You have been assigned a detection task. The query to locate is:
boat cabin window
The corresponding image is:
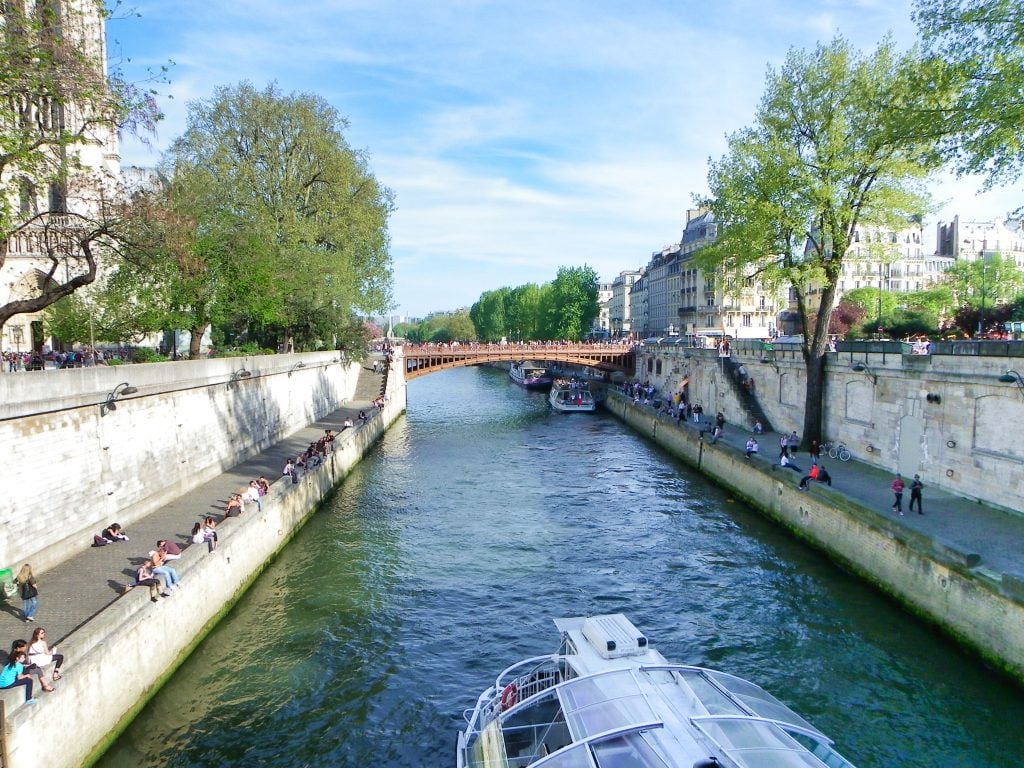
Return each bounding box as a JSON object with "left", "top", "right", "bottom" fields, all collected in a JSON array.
[
  {"left": 704, "top": 671, "right": 819, "bottom": 735},
  {"left": 692, "top": 718, "right": 821, "bottom": 768},
  {"left": 559, "top": 671, "right": 658, "bottom": 739}
]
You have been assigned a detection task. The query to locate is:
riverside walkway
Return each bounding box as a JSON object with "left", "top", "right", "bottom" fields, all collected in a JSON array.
[
  {"left": 0, "top": 364, "right": 387, "bottom": 650},
  {"left": 612, "top": 390, "right": 1024, "bottom": 586}
]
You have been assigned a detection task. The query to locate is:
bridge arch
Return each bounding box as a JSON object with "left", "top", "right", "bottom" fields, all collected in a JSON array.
[{"left": 399, "top": 344, "right": 635, "bottom": 380}]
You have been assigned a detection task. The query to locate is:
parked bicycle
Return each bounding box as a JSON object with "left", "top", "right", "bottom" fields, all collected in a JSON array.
[{"left": 821, "top": 441, "right": 852, "bottom": 461}]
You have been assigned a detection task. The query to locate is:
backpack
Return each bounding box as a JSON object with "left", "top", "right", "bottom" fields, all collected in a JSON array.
[{"left": 93, "top": 534, "right": 110, "bottom": 547}]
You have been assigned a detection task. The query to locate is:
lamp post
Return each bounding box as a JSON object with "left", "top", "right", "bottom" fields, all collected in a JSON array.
[
  {"left": 11, "top": 326, "right": 23, "bottom": 368},
  {"left": 977, "top": 260, "right": 988, "bottom": 337}
]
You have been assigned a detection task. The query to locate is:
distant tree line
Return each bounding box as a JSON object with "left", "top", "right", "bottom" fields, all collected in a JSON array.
[{"left": 469, "top": 266, "right": 600, "bottom": 342}]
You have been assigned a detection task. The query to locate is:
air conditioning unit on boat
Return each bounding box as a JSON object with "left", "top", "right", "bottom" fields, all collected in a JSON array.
[{"left": 582, "top": 614, "right": 648, "bottom": 659}]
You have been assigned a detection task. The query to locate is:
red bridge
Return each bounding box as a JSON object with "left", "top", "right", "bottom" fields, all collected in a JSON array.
[{"left": 400, "top": 343, "right": 635, "bottom": 380}]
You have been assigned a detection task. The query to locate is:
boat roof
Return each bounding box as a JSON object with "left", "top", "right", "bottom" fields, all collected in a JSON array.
[{"left": 461, "top": 615, "right": 852, "bottom": 768}]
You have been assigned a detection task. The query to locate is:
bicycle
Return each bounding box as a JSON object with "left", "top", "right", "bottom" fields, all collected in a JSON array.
[{"left": 822, "top": 441, "right": 852, "bottom": 462}]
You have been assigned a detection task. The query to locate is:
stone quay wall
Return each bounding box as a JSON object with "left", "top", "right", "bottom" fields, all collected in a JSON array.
[
  {"left": 604, "top": 392, "right": 1024, "bottom": 682},
  {"left": 636, "top": 341, "right": 1024, "bottom": 513},
  {"left": 1, "top": 363, "right": 408, "bottom": 768},
  {"left": 0, "top": 352, "right": 357, "bottom": 575}
]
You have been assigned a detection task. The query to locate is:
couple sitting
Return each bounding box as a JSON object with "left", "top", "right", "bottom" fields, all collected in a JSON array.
[{"left": 798, "top": 463, "right": 832, "bottom": 490}]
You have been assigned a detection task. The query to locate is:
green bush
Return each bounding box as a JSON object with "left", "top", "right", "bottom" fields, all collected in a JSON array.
[{"left": 133, "top": 348, "right": 168, "bottom": 363}]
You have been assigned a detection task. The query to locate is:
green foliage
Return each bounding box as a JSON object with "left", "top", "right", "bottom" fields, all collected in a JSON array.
[
  {"left": 702, "top": 36, "right": 948, "bottom": 441},
  {"left": 133, "top": 347, "right": 167, "bottom": 363},
  {"left": 43, "top": 294, "right": 92, "bottom": 345},
  {"left": 401, "top": 310, "right": 477, "bottom": 343},
  {"left": 470, "top": 289, "right": 509, "bottom": 342},
  {"left": 703, "top": 37, "right": 943, "bottom": 356},
  {"left": 471, "top": 269, "right": 598, "bottom": 342},
  {"left": 914, "top": 0, "right": 1024, "bottom": 192},
  {"left": 545, "top": 266, "right": 599, "bottom": 340},
  {"left": 112, "top": 82, "right": 395, "bottom": 357},
  {"left": 944, "top": 254, "right": 1024, "bottom": 308}
]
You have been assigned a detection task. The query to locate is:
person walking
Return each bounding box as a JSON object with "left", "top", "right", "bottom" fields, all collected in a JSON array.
[
  {"left": 891, "top": 474, "right": 905, "bottom": 516},
  {"left": 15, "top": 564, "right": 38, "bottom": 623},
  {"left": 909, "top": 474, "right": 924, "bottom": 515}
]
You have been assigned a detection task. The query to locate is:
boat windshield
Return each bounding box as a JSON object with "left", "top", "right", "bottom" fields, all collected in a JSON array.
[
  {"left": 692, "top": 717, "right": 824, "bottom": 768},
  {"left": 559, "top": 670, "right": 659, "bottom": 740}
]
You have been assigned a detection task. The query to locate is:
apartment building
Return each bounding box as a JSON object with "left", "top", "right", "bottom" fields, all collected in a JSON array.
[{"left": 637, "top": 209, "right": 782, "bottom": 340}]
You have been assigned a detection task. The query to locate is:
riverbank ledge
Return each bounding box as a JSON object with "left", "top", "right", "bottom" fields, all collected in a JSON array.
[
  {"left": 0, "top": 357, "right": 407, "bottom": 768},
  {"left": 604, "top": 390, "right": 1024, "bottom": 684}
]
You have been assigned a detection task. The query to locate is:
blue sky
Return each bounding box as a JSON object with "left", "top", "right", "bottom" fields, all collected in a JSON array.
[{"left": 111, "top": 0, "right": 1021, "bottom": 319}]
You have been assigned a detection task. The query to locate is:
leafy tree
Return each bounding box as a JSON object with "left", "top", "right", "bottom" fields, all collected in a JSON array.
[
  {"left": 913, "top": 0, "right": 1024, "bottom": 194},
  {"left": 544, "top": 265, "right": 599, "bottom": 340},
  {"left": 828, "top": 300, "right": 867, "bottom": 338},
  {"left": 162, "top": 82, "right": 394, "bottom": 354},
  {"left": 702, "top": 37, "right": 948, "bottom": 445},
  {"left": 0, "top": 1, "right": 161, "bottom": 337},
  {"left": 842, "top": 287, "right": 900, "bottom": 328},
  {"left": 470, "top": 289, "right": 509, "bottom": 342},
  {"left": 944, "top": 254, "right": 1024, "bottom": 310},
  {"left": 505, "top": 283, "right": 544, "bottom": 341}
]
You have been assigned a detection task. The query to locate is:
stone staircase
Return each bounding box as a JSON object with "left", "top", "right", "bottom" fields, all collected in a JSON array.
[{"left": 721, "top": 356, "right": 774, "bottom": 433}]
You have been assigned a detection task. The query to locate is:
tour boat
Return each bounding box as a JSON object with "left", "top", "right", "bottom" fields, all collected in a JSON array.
[
  {"left": 510, "top": 361, "right": 554, "bottom": 390},
  {"left": 548, "top": 381, "right": 596, "bottom": 413},
  {"left": 457, "top": 613, "right": 857, "bottom": 768}
]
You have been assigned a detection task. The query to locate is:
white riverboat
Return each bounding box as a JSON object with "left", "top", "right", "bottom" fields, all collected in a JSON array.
[
  {"left": 548, "top": 381, "right": 596, "bottom": 413},
  {"left": 457, "top": 613, "right": 857, "bottom": 768},
  {"left": 511, "top": 361, "right": 554, "bottom": 390}
]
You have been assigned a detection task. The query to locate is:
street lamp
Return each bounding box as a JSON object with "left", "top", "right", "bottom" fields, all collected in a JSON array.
[
  {"left": 977, "top": 260, "right": 988, "bottom": 337},
  {"left": 100, "top": 382, "right": 138, "bottom": 416},
  {"left": 998, "top": 370, "right": 1024, "bottom": 395},
  {"left": 852, "top": 361, "right": 878, "bottom": 385}
]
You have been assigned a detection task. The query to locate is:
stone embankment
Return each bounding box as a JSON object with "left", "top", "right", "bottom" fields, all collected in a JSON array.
[
  {"left": 604, "top": 390, "right": 1024, "bottom": 686},
  {"left": 0, "top": 355, "right": 407, "bottom": 768}
]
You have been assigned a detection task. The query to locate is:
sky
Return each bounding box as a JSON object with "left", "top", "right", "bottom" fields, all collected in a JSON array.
[{"left": 111, "top": 0, "right": 1022, "bottom": 319}]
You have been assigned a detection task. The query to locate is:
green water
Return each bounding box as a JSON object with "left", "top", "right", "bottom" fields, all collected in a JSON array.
[{"left": 96, "top": 366, "right": 1024, "bottom": 767}]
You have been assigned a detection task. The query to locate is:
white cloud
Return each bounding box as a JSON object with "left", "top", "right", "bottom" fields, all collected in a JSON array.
[{"left": 113, "top": 0, "right": 1022, "bottom": 317}]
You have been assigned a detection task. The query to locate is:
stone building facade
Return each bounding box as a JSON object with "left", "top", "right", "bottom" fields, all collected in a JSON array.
[{"left": 1, "top": 0, "right": 121, "bottom": 355}]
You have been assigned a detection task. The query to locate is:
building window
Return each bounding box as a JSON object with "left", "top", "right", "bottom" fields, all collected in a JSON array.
[
  {"left": 742, "top": 314, "right": 752, "bottom": 327},
  {"left": 48, "top": 182, "right": 67, "bottom": 213},
  {"left": 18, "top": 177, "right": 36, "bottom": 217}
]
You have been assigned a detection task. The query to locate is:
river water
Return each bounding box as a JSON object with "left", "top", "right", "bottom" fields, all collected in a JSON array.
[{"left": 96, "top": 366, "right": 1024, "bottom": 768}]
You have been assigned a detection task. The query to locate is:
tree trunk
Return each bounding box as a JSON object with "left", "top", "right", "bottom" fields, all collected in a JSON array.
[
  {"left": 188, "top": 322, "right": 208, "bottom": 359},
  {"left": 802, "top": 354, "right": 827, "bottom": 447}
]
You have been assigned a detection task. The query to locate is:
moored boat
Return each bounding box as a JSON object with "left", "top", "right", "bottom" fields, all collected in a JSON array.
[
  {"left": 457, "top": 613, "right": 857, "bottom": 768},
  {"left": 510, "top": 361, "right": 554, "bottom": 390},
  {"left": 548, "top": 380, "right": 596, "bottom": 413}
]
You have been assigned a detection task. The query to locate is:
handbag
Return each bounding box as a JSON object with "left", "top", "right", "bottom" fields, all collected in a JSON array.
[{"left": 20, "top": 581, "right": 38, "bottom": 600}]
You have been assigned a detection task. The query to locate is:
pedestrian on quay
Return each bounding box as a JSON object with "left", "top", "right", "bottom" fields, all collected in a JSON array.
[
  {"left": 780, "top": 454, "right": 803, "bottom": 473},
  {"left": 27, "top": 627, "right": 64, "bottom": 682},
  {"left": 745, "top": 437, "right": 759, "bottom": 459},
  {"left": 891, "top": 474, "right": 905, "bottom": 516},
  {"left": 816, "top": 465, "right": 832, "bottom": 486},
  {"left": 15, "top": 564, "right": 38, "bottom": 623},
  {"left": 779, "top": 434, "right": 789, "bottom": 459},
  {"left": 909, "top": 474, "right": 924, "bottom": 515},
  {"left": 809, "top": 440, "right": 821, "bottom": 465},
  {"left": 788, "top": 431, "right": 799, "bottom": 456},
  {"left": 798, "top": 463, "right": 819, "bottom": 490},
  {"left": 0, "top": 650, "right": 38, "bottom": 703}
]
